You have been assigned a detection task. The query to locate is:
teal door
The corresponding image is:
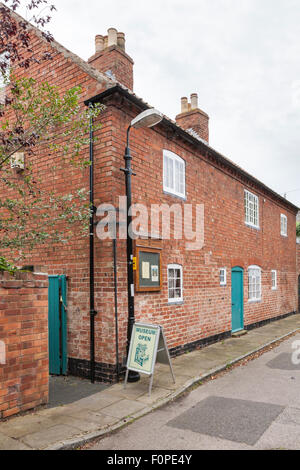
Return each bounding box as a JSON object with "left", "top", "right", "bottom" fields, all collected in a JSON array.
[
  {"left": 48, "top": 275, "right": 67, "bottom": 375},
  {"left": 231, "top": 267, "right": 244, "bottom": 333}
]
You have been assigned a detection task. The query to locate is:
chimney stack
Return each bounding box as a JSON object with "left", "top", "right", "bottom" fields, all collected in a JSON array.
[
  {"left": 88, "top": 28, "right": 134, "bottom": 90},
  {"left": 176, "top": 93, "right": 209, "bottom": 143}
]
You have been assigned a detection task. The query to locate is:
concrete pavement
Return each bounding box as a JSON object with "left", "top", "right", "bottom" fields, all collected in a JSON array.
[{"left": 0, "top": 314, "right": 300, "bottom": 450}]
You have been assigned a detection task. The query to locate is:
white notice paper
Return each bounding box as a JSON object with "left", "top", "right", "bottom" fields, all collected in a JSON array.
[
  {"left": 151, "top": 265, "right": 159, "bottom": 282},
  {"left": 142, "top": 262, "right": 150, "bottom": 279}
]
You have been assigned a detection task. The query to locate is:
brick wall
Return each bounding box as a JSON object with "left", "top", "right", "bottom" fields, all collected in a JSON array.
[{"left": 0, "top": 272, "right": 48, "bottom": 419}]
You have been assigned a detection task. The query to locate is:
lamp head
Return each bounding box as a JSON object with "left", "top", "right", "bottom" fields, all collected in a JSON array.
[{"left": 131, "top": 109, "right": 163, "bottom": 129}]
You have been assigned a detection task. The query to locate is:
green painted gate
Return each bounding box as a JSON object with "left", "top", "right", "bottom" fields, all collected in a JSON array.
[
  {"left": 231, "top": 267, "right": 244, "bottom": 333},
  {"left": 48, "top": 275, "right": 67, "bottom": 375}
]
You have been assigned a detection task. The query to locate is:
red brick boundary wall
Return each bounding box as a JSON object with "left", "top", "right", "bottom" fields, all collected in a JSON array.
[{"left": 0, "top": 272, "right": 48, "bottom": 419}]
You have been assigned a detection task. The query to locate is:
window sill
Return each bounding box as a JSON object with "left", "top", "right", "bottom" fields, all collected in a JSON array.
[
  {"left": 280, "top": 234, "right": 288, "bottom": 238},
  {"left": 163, "top": 190, "right": 186, "bottom": 201},
  {"left": 248, "top": 299, "right": 262, "bottom": 303},
  {"left": 168, "top": 300, "right": 184, "bottom": 306},
  {"left": 245, "top": 222, "right": 260, "bottom": 231}
]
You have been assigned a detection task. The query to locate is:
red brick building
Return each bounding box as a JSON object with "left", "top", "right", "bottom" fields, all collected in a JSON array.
[{"left": 1, "top": 12, "right": 299, "bottom": 383}]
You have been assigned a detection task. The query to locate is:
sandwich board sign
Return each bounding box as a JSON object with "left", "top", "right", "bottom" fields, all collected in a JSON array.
[{"left": 124, "top": 322, "right": 175, "bottom": 396}]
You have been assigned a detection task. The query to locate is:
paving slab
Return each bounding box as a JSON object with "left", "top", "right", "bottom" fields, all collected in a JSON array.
[
  {"left": 136, "top": 387, "right": 172, "bottom": 405},
  {"left": 0, "top": 414, "right": 55, "bottom": 439},
  {"left": 21, "top": 424, "right": 82, "bottom": 449},
  {"left": 67, "top": 392, "right": 121, "bottom": 411},
  {"left": 0, "top": 432, "right": 32, "bottom": 450},
  {"left": 101, "top": 399, "right": 146, "bottom": 419},
  {"left": 62, "top": 409, "right": 119, "bottom": 428}
]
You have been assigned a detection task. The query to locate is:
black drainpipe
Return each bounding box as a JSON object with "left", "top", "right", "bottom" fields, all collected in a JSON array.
[
  {"left": 89, "top": 104, "right": 97, "bottom": 383},
  {"left": 113, "top": 238, "right": 120, "bottom": 381}
]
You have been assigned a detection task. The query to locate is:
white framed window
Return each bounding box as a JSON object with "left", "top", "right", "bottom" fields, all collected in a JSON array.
[
  {"left": 248, "top": 265, "right": 261, "bottom": 301},
  {"left": 167, "top": 264, "right": 183, "bottom": 303},
  {"left": 280, "top": 214, "right": 287, "bottom": 237},
  {"left": 271, "top": 270, "right": 277, "bottom": 290},
  {"left": 220, "top": 268, "right": 227, "bottom": 286},
  {"left": 163, "top": 150, "right": 185, "bottom": 198},
  {"left": 244, "top": 189, "right": 259, "bottom": 228},
  {"left": 0, "top": 51, "right": 10, "bottom": 88}
]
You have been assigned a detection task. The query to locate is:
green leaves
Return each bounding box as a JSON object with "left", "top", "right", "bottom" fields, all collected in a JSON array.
[
  {"left": 0, "top": 75, "right": 103, "bottom": 263},
  {"left": 0, "top": 256, "right": 20, "bottom": 274},
  {"left": 0, "top": 75, "right": 103, "bottom": 169},
  {"left": 297, "top": 222, "right": 300, "bottom": 237}
]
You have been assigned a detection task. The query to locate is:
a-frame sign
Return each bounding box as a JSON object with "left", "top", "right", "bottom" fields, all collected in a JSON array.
[{"left": 124, "top": 323, "right": 175, "bottom": 396}]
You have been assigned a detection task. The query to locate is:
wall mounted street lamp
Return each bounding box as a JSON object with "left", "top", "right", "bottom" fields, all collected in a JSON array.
[{"left": 121, "top": 108, "right": 163, "bottom": 382}]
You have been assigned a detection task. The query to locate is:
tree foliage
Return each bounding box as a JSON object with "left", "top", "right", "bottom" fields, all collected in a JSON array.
[
  {"left": 0, "top": 0, "right": 55, "bottom": 74},
  {"left": 297, "top": 222, "right": 300, "bottom": 238},
  {"left": 0, "top": 1, "right": 103, "bottom": 269}
]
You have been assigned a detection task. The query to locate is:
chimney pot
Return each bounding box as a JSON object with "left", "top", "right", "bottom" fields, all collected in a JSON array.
[
  {"left": 117, "top": 32, "right": 126, "bottom": 51},
  {"left": 181, "top": 97, "right": 188, "bottom": 113},
  {"left": 95, "top": 35, "right": 104, "bottom": 53},
  {"left": 191, "top": 93, "right": 198, "bottom": 110},
  {"left": 108, "top": 28, "right": 118, "bottom": 47}
]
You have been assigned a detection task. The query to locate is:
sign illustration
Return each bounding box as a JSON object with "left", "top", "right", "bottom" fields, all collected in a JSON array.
[{"left": 134, "top": 343, "right": 150, "bottom": 367}]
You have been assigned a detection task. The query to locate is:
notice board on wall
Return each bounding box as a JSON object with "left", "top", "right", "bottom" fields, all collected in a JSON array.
[{"left": 135, "top": 246, "right": 162, "bottom": 292}]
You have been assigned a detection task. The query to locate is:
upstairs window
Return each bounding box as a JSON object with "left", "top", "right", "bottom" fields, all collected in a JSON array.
[
  {"left": 163, "top": 150, "right": 185, "bottom": 198},
  {"left": 244, "top": 189, "right": 259, "bottom": 228},
  {"left": 280, "top": 214, "right": 287, "bottom": 237},
  {"left": 248, "top": 265, "right": 261, "bottom": 301},
  {"left": 168, "top": 264, "right": 183, "bottom": 303},
  {"left": 271, "top": 270, "right": 277, "bottom": 290}
]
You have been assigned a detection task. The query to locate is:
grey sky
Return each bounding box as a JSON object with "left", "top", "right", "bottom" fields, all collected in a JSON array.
[{"left": 28, "top": 0, "right": 300, "bottom": 207}]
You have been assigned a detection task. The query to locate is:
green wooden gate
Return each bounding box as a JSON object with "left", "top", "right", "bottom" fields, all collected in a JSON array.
[{"left": 48, "top": 275, "right": 67, "bottom": 375}]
